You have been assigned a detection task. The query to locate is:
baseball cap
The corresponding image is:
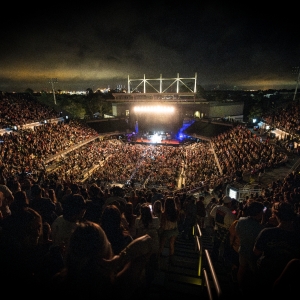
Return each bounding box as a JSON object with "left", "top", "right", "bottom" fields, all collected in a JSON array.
[{"left": 222, "top": 196, "right": 232, "bottom": 204}]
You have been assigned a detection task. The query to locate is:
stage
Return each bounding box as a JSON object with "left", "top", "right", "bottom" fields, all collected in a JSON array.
[{"left": 134, "top": 138, "right": 180, "bottom": 146}]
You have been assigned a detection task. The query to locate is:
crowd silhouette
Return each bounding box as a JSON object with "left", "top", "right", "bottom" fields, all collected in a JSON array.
[{"left": 0, "top": 92, "right": 300, "bottom": 298}]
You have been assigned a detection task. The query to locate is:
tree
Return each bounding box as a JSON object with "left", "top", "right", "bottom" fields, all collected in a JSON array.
[
  {"left": 196, "top": 85, "right": 206, "bottom": 99},
  {"left": 85, "top": 91, "right": 105, "bottom": 118},
  {"left": 86, "top": 88, "right": 93, "bottom": 96},
  {"left": 179, "top": 81, "right": 194, "bottom": 93},
  {"left": 25, "top": 88, "right": 34, "bottom": 95}
]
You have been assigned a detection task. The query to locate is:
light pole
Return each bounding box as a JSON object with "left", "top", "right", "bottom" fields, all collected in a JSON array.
[
  {"left": 292, "top": 67, "right": 300, "bottom": 101},
  {"left": 49, "top": 78, "right": 58, "bottom": 105}
]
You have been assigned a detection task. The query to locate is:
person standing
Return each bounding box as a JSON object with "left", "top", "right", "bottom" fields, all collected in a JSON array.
[
  {"left": 135, "top": 203, "right": 160, "bottom": 284},
  {"left": 158, "top": 197, "right": 180, "bottom": 265},
  {"left": 196, "top": 195, "right": 207, "bottom": 229},
  {"left": 182, "top": 195, "right": 197, "bottom": 240},
  {"left": 29, "top": 184, "right": 57, "bottom": 225},
  {"left": 210, "top": 195, "right": 236, "bottom": 263},
  {"left": 0, "top": 184, "right": 14, "bottom": 221},
  {"left": 124, "top": 201, "right": 137, "bottom": 239},
  {"left": 235, "top": 201, "right": 265, "bottom": 297},
  {"left": 50, "top": 221, "right": 154, "bottom": 299},
  {"left": 253, "top": 202, "right": 300, "bottom": 297},
  {"left": 101, "top": 204, "right": 133, "bottom": 256}
]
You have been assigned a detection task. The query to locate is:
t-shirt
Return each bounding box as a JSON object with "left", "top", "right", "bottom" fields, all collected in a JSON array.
[
  {"left": 210, "top": 204, "right": 236, "bottom": 229},
  {"left": 51, "top": 215, "right": 79, "bottom": 247},
  {"left": 235, "top": 216, "right": 264, "bottom": 263}
]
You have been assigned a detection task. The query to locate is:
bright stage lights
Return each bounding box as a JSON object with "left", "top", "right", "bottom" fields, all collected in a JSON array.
[
  {"left": 133, "top": 106, "right": 175, "bottom": 113},
  {"left": 151, "top": 133, "right": 162, "bottom": 143}
]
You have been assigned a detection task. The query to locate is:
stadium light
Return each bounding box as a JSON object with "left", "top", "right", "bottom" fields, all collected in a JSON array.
[
  {"left": 292, "top": 67, "right": 300, "bottom": 101},
  {"left": 49, "top": 78, "right": 58, "bottom": 105}
]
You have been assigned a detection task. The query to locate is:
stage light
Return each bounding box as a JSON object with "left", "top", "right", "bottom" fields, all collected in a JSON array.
[
  {"left": 151, "top": 133, "right": 162, "bottom": 143},
  {"left": 133, "top": 105, "right": 175, "bottom": 113}
]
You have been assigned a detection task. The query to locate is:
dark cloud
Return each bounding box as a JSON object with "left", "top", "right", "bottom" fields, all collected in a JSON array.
[{"left": 1, "top": 2, "right": 299, "bottom": 92}]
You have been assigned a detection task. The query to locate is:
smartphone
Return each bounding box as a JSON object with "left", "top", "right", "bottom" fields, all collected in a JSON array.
[
  {"left": 149, "top": 204, "right": 153, "bottom": 212},
  {"left": 263, "top": 206, "right": 267, "bottom": 213}
]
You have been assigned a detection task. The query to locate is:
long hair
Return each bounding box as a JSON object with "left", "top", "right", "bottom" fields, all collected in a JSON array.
[
  {"left": 66, "top": 221, "right": 112, "bottom": 268},
  {"left": 140, "top": 204, "right": 153, "bottom": 228},
  {"left": 163, "top": 197, "right": 179, "bottom": 222},
  {"left": 101, "top": 205, "right": 122, "bottom": 234},
  {"left": 48, "top": 188, "right": 58, "bottom": 203},
  {"left": 62, "top": 221, "right": 113, "bottom": 294},
  {"left": 124, "top": 202, "right": 136, "bottom": 227},
  {"left": 153, "top": 200, "right": 162, "bottom": 217}
]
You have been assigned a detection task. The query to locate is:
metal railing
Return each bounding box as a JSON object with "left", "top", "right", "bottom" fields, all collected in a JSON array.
[{"left": 194, "top": 224, "right": 222, "bottom": 300}]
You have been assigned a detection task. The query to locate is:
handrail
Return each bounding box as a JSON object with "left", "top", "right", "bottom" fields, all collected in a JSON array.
[
  {"left": 194, "top": 224, "right": 203, "bottom": 278},
  {"left": 204, "top": 249, "right": 222, "bottom": 299},
  {"left": 195, "top": 235, "right": 202, "bottom": 277},
  {"left": 194, "top": 224, "right": 222, "bottom": 299},
  {"left": 202, "top": 268, "right": 213, "bottom": 300}
]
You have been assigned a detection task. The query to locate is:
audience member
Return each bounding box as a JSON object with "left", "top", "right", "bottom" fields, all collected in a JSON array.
[
  {"left": 2, "top": 92, "right": 300, "bottom": 297},
  {"left": 124, "top": 201, "right": 137, "bottom": 239},
  {"left": 235, "top": 200, "right": 265, "bottom": 298},
  {"left": 9, "top": 190, "right": 29, "bottom": 213},
  {"left": 182, "top": 195, "right": 197, "bottom": 240},
  {"left": 0, "top": 207, "right": 44, "bottom": 291},
  {"left": 271, "top": 258, "right": 300, "bottom": 298},
  {"left": 101, "top": 204, "right": 133, "bottom": 255},
  {"left": 84, "top": 183, "right": 105, "bottom": 224},
  {"left": 253, "top": 201, "right": 300, "bottom": 297},
  {"left": 48, "top": 188, "right": 63, "bottom": 216},
  {"left": 210, "top": 195, "right": 236, "bottom": 263},
  {"left": 196, "top": 195, "right": 207, "bottom": 229},
  {"left": 0, "top": 184, "right": 14, "bottom": 221},
  {"left": 51, "top": 193, "right": 87, "bottom": 250},
  {"left": 158, "top": 197, "right": 180, "bottom": 265},
  {"left": 135, "top": 203, "right": 160, "bottom": 283},
  {"left": 49, "top": 221, "right": 153, "bottom": 299},
  {"left": 29, "top": 184, "right": 57, "bottom": 225}
]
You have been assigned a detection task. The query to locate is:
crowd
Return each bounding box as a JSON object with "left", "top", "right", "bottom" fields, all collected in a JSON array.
[
  {"left": 0, "top": 93, "right": 60, "bottom": 128},
  {"left": 0, "top": 92, "right": 300, "bottom": 298},
  {"left": 262, "top": 101, "right": 300, "bottom": 138}
]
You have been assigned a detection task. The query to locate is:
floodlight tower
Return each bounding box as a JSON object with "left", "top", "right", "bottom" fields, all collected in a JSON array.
[{"left": 49, "top": 78, "right": 58, "bottom": 105}]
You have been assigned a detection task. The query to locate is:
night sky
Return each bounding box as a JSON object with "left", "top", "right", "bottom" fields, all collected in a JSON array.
[{"left": 1, "top": 2, "right": 299, "bottom": 92}]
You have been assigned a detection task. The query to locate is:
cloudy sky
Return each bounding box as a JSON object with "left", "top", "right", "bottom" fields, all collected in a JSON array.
[{"left": 1, "top": 2, "right": 299, "bottom": 92}]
